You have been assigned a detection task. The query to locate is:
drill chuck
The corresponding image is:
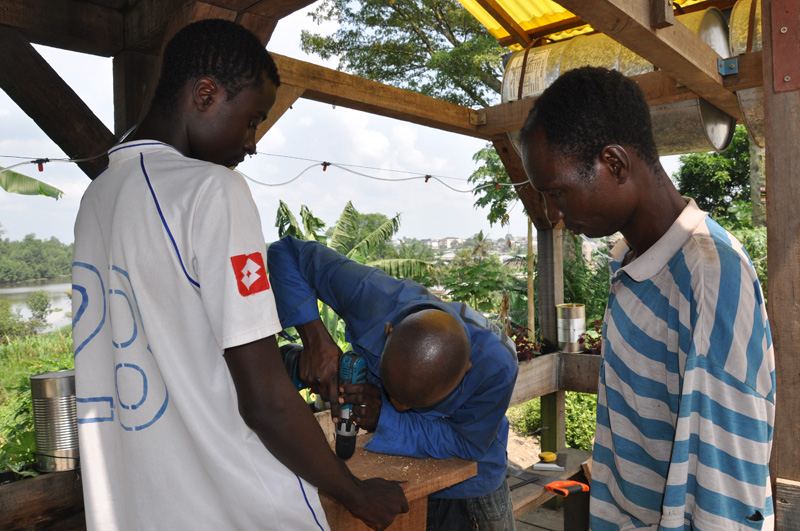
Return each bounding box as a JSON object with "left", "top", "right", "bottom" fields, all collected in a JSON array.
[{"left": 335, "top": 351, "right": 367, "bottom": 460}]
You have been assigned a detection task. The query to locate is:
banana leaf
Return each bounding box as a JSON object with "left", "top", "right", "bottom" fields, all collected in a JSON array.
[{"left": 0, "top": 168, "right": 63, "bottom": 199}]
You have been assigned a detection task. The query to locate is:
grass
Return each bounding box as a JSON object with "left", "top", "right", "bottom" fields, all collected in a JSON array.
[{"left": 0, "top": 328, "right": 74, "bottom": 476}]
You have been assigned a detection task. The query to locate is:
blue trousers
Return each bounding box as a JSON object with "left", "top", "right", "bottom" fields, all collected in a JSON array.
[{"left": 426, "top": 479, "right": 516, "bottom": 531}]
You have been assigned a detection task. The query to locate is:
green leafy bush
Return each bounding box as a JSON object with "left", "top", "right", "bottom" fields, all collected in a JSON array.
[
  {"left": 508, "top": 391, "right": 598, "bottom": 452},
  {"left": 0, "top": 331, "right": 73, "bottom": 476}
]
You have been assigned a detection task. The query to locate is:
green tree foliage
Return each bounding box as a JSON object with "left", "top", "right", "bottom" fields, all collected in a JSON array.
[
  {"left": 562, "top": 235, "right": 610, "bottom": 323},
  {"left": 673, "top": 125, "right": 751, "bottom": 224},
  {"left": 24, "top": 290, "right": 52, "bottom": 335},
  {"left": 468, "top": 145, "right": 515, "bottom": 226},
  {"left": 0, "top": 301, "right": 27, "bottom": 342},
  {"left": 0, "top": 233, "right": 73, "bottom": 283},
  {"left": 673, "top": 125, "right": 767, "bottom": 298},
  {"left": 300, "top": 0, "right": 504, "bottom": 107},
  {"left": 441, "top": 254, "right": 507, "bottom": 311}
]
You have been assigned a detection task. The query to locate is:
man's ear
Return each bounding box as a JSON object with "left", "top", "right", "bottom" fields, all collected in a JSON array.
[
  {"left": 384, "top": 322, "right": 393, "bottom": 338},
  {"left": 600, "top": 145, "right": 630, "bottom": 184},
  {"left": 192, "top": 77, "right": 219, "bottom": 112}
]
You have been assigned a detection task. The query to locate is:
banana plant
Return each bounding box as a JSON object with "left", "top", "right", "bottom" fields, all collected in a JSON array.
[{"left": 273, "top": 200, "right": 432, "bottom": 343}]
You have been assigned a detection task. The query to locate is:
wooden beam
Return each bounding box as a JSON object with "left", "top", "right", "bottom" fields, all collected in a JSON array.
[
  {"left": 256, "top": 84, "right": 306, "bottom": 142},
  {"left": 113, "top": 50, "right": 159, "bottom": 136},
  {"left": 272, "top": 54, "right": 487, "bottom": 139},
  {"left": 124, "top": 0, "right": 236, "bottom": 54},
  {"left": 776, "top": 478, "right": 800, "bottom": 528},
  {"left": 474, "top": 0, "right": 532, "bottom": 47},
  {"left": 555, "top": 0, "right": 742, "bottom": 120},
  {"left": 0, "top": 469, "right": 84, "bottom": 530},
  {"left": 477, "top": 52, "right": 764, "bottom": 136},
  {"left": 244, "top": 0, "right": 319, "bottom": 19},
  {"left": 490, "top": 135, "right": 552, "bottom": 231},
  {"left": 649, "top": 0, "right": 675, "bottom": 29},
  {"left": 0, "top": 0, "right": 124, "bottom": 57},
  {"left": 0, "top": 26, "right": 115, "bottom": 178},
  {"left": 0, "top": 0, "right": 124, "bottom": 56},
  {"left": 763, "top": 0, "right": 800, "bottom": 487}
]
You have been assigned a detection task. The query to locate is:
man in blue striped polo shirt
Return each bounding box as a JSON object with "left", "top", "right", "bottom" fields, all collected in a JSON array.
[{"left": 519, "top": 66, "right": 775, "bottom": 530}]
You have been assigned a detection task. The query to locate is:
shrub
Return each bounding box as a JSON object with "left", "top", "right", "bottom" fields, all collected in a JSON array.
[
  {"left": 508, "top": 391, "right": 597, "bottom": 452},
  {"left": 0, "top": 331, "right": 74, "bottom": 476}
]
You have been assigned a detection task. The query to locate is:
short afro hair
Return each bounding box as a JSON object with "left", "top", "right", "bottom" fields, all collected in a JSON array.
[
  {"left": 520, "top": 66, "right": 659, "bottom": 177},
  {"left": 150, "top": 19, "right": 280, "bottom": 114}
]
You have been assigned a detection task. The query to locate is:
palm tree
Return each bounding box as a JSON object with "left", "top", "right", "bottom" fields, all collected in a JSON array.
[{"left": 471, "top": 230, "right": 490, "bottom": 261}]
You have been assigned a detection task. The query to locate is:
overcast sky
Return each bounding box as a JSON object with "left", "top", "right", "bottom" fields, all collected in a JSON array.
[{"left": 0, "top": 7, "right": 681, "bottom": 246}]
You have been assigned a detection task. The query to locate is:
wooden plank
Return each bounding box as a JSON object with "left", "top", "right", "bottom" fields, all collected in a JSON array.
[
  {"left": 477, "top": 52, "right": 764, "bottom": 137},
  {"left": 763, "top": 0, "right": 800, "bottom": 486},
  {"left": 509, "top": 448, "right": 590, "bottom": 520},
  {"left": 776, "top": 478, "right": 800, "bottom": 528},
  {"left": 319, "top": 434, "right": 477, "bottom": 531},
  {"left": 555, "top": 0, "right": 741, "bottom": 120},
  {"left": 0, "top": 469, "right": 85, "bottom": 530},
  {"left": 474, "top": 0, "right": 532, "bottom": 47},
  {"left": 0, "top": 26, "right": 115, "bottom": 179},
  {"left": 509, "top": 353, "right": 559, "bottom": 407},
  {"left": 560, "top": 353, "right": 601, "bottom": 394},
  {"left": 272, "top": 54, "right": 487, "bottom": 139},
  {"left": 0, "top": 0, "right": 124, "bottom": 56}
]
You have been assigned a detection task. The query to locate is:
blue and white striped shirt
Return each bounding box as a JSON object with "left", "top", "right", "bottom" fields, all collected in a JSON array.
[{"left": 591, "top": 199, "right": 775, "bottom": 531}]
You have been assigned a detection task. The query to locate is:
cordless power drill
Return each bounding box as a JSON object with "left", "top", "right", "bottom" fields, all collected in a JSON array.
[{"left": 279, "top": 344, "right": 367, "bottom": 460}]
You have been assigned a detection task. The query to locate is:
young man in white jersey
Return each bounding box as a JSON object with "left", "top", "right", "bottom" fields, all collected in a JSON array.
[
  {"left": 519, "top": 67, "right": 775, "bottom": 530},
  {"left": 72, "top": 19, "right": 407, "bottom": 531}
]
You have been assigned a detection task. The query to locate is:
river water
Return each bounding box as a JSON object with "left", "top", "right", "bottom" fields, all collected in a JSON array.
[{"left": 0, "top": 278, "right": 73, "bottom": 332}]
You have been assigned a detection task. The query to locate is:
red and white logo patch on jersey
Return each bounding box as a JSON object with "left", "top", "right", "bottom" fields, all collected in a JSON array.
[{"left": 230, "top": 253, "right": 270, "bottom": 296}]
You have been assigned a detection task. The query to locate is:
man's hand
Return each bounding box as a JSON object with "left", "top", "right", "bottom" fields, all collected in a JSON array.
[
  {"left": 340, "top": 382, "right": 382, "bottom": 432},
  {"left": 346, "top": 478, "right": 409, "bottom": 530},
  {"left": 296, "top": 319, "right": 341, "bottom": 413}
]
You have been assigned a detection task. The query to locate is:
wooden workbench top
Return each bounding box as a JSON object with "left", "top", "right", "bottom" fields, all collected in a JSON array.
[{"left": 319, "top": 433, "right": 477, "bottom": 530}]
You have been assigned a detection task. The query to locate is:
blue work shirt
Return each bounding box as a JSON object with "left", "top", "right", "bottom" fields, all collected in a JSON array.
[{"left": 267, "top": 236, "right": 519, "bottom": 499}]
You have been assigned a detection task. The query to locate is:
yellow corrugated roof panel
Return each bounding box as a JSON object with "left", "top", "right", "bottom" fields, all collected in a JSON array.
[{"left": 458, "top": 0, "right": 713, "bottom": 48}]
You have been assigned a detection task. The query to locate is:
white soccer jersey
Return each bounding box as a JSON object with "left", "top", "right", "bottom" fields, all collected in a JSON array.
[{"left": 72, "top": 141, "right": 329, "bottom": 531}]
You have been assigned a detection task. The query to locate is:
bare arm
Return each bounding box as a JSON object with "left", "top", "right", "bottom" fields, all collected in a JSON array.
[{"left": 224, "top": 335, "right": 408, "bottom": 530}]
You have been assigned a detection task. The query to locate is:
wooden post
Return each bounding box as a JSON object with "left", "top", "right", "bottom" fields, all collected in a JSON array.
[
  {"left": 538, "top": 227, "right": 566, "bottom": 452},
  {"left": 762, "top": 0, "right": 800, "bottom": 525},
  {"left": 527, "top": 215, "right": 535, "bottom": 340}
]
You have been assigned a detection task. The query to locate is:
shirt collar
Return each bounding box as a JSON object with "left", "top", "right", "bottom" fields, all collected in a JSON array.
[
  {"left": 108, "top": 140, "right": 179, "bottom": 162},
  {"left": 612, "top": 197, "right": 707, "bottom": 282}
]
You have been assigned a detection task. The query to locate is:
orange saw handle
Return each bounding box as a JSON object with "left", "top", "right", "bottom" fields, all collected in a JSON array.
[{"left": 545, "top": 480, "right": 589, "bottom": 497}]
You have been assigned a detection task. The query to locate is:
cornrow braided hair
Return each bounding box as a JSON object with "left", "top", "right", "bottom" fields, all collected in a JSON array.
[
  {"left": 521, "top": 66, "right": 660, "bottom": 178},
  {"left": 151, "top": 19, "right": 280, "bottom": 114}
]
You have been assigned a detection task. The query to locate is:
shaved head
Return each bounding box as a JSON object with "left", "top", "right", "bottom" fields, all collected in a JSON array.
[{"left": 380, "top": 309, "right": 471, "bottom": 409}]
